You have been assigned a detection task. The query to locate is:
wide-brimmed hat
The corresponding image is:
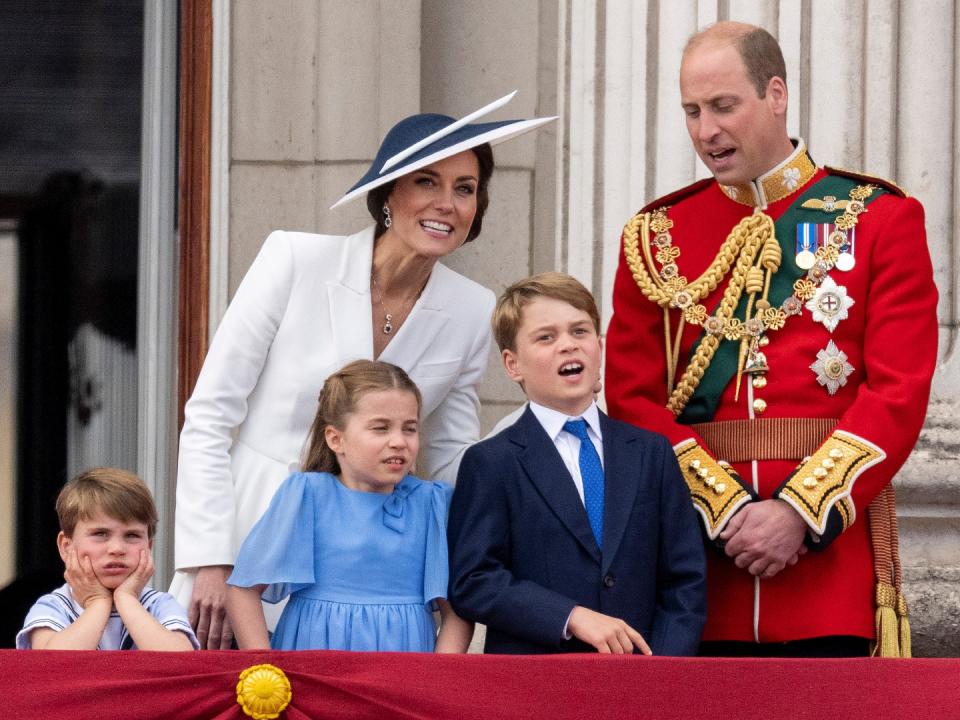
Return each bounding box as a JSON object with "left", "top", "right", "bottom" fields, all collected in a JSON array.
[{"left": 330, "top": 91, "right": 556, "bottom": 209}]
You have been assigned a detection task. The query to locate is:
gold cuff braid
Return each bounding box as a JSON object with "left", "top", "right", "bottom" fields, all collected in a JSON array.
[
  {"left": 777, "top": 430, "right": 886, "bottom": 536},
  {"left": 674, "top": 440, "right": 753, "bottom": 539}
]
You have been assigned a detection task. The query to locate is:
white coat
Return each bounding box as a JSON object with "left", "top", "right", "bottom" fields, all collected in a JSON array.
[{"left": 169, "top": 226, "right": 494, "bottom": 614}]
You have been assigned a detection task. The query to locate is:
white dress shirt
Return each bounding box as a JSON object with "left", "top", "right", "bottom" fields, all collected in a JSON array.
[{"left": 528, "top": 400, "right": 604, "bottom": 505}]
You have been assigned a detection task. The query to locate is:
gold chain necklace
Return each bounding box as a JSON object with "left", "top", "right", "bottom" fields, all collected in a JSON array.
[{"left": 371, "top": 273, "right": 424, "bottom": 335}]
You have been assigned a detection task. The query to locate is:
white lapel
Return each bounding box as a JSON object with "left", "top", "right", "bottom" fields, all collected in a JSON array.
[
  {"left": 379, "top": 261, "right": 452, "bottom": 369},
  {"left": 326, "top": 227, "right": 375, "bottom": 367},
  {"left": 325, "top": 228, "right": 453, "bottom": 372}
]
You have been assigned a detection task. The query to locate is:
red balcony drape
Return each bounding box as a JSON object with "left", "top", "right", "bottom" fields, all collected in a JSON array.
[{"left": 5, "top": 649, "right": 958, "bottom": 720}]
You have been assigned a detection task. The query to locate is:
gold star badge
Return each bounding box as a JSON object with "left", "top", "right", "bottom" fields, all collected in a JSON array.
[{"left": 810, "top": 340, "right": 854, "bottom": 394}]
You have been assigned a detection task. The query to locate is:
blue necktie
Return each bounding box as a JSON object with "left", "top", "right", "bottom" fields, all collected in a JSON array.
[{"left": 563, "top": 418, "right": 604, "bottom": 549}]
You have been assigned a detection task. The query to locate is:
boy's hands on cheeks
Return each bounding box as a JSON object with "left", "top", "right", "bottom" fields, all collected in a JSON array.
[
  {"left": 112, "top": 547, "right": 194, "bottom": 651},
  {"left": 64, "top": 548, "right": 112, "bottom": 609},
  {"left": 115, "top": 549, "right": 154, "bottom": 600},
  {"left": 36, "top": 548, "right": 113, "bottom": 649},
  {"left": 568, "top": 606, "right": 652, "bottom": 655}
]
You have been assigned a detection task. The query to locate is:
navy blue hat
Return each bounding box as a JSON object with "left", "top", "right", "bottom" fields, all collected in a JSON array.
[{"left": 331, "top": 92, "right": 555, "bottom": 209}]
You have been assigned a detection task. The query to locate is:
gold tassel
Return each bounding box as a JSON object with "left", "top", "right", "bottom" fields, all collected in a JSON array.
[
  {"left": 897, "top": 592, "right": 912, "bottom": 658},
  {"left": 868, "top": 486, "right": 911, "bottom": 659},
  {"left": 873, "top": 582, "right": 900, "bottom": 658}
]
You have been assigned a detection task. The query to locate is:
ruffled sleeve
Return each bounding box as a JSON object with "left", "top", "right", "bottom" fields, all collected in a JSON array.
[
  {"left": 422, "top": 480, "right": 454, "bottom": 608},
  {"left": 227, "top": 472, "right": 318, "bottom": 603}
]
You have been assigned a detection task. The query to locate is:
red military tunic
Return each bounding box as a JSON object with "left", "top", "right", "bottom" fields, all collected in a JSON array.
[{"left": 605, "top": 142, "right": 938, "bottom": 643}]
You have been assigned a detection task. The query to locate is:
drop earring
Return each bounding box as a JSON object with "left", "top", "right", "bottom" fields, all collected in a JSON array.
[{"left": 382, "top": 204, "right": 392, "bottom": 228}]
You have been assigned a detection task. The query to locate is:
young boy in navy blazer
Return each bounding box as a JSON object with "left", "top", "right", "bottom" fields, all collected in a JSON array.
[{"left": 447, "top": 272, "right": 706, "bottom": 655}]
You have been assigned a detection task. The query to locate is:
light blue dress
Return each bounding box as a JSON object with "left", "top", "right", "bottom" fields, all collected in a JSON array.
[{"left": 227, "top": 472, "right": 452, "bottom": 652}]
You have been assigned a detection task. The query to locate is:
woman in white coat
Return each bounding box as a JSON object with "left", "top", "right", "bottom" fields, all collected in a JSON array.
[{"left": 171, "top": 94, "right": 554, "bottom": 648}]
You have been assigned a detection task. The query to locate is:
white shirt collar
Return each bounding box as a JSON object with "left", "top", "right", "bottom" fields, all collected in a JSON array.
[{"left": 528, "top": 400, "right": 602, "bottom": 441}]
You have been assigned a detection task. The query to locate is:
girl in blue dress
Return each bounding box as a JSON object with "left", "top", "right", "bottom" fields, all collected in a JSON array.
[{"left": 226, "top": 360, "right": 473, "bottom": 652}]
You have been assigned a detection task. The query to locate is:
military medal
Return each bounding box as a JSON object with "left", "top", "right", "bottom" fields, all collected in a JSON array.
[
  {"left": 806, "top": 275, "right": 855, "bottom": 332},
  {"left": 810, "top": 340, "right": 854, "bottom": 395},
  {"left": 835, "top": 252, "right": 855, "bottom": 271},
  {"left": 835, "top": 228, "right": 856, "bottom": 271},
  {"left": 795, "top": 223, "right": 817, "bottom": 269},
  {"left": 799, "top": 189, "right": 864, "bottom": 272},
  {"left": 797, "top": 222, "right": 858, "bottom": 272}
]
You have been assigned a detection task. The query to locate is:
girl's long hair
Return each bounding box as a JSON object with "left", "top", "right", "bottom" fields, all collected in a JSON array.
[{"left": 301, "top": 360, "right": 422, "bottom": 474}]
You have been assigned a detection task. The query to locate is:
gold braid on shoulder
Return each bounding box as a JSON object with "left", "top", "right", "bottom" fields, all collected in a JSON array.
[
  {"left": 622, "top": 210, "right": 747, "bottom": 306},
  {"left": 622, "top": 209, "right": 775, "bottom": 416}
]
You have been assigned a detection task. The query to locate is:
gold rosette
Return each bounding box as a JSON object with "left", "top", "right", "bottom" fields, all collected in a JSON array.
[{"left": 236, "top": 664, "right": 292, "bottom": 720}]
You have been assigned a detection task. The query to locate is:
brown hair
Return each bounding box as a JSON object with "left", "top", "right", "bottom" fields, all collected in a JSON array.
[
  {"left": 366, "top": 143, "right": 495, "bottom": 243},
  {"left": 56, "top": 467, "right": 158, "bottom": 538},
  {"left": 492, "top": 272, "right": 601, "bottom": 352},
  {"left": 684, "top": 21, "right": 786, "bottom": 98},
  {"left": 301, "top": 360, "right": 423, "bottom": 474}
]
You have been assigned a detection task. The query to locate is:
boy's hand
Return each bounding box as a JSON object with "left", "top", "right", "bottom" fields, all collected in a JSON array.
[
  {"left": 115, "top": 549, "right": 155, "bottom": 600},
  {"left": 64, "top": 548, "right": 112, "bottom": 609},
  {"left": 567, "top": 606, "right": 652, "bottom": 655}
]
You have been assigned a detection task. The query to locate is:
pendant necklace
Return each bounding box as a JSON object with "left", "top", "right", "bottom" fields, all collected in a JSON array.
[{"left": 371, "top": 272, "right": 424, "bottom": 335}]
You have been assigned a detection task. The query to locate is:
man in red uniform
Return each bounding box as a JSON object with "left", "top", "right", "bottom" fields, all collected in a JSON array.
[{"left": 605, "top": 21, "right": 938, "bottom": 656}]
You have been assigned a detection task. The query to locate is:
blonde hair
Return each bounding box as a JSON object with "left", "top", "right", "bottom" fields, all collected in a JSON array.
[
  {"left": 492, "top": 272, "right": 601, "bottom": 352},
  {"left": 56, "top": 467, "right": 158, "bottom": 538},
  {"left": 301, "top": 360, "right": 423, "bottom": 474}
]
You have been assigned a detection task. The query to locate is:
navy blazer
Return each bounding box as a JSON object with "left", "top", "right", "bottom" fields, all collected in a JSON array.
[{"left": 447, "top": 406, "right": 706, "bottom": 655}]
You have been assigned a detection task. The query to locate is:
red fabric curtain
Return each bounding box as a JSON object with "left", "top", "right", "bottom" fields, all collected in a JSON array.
[{"left": 5, "top": 649, "right": 958, "bottom": 720}]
